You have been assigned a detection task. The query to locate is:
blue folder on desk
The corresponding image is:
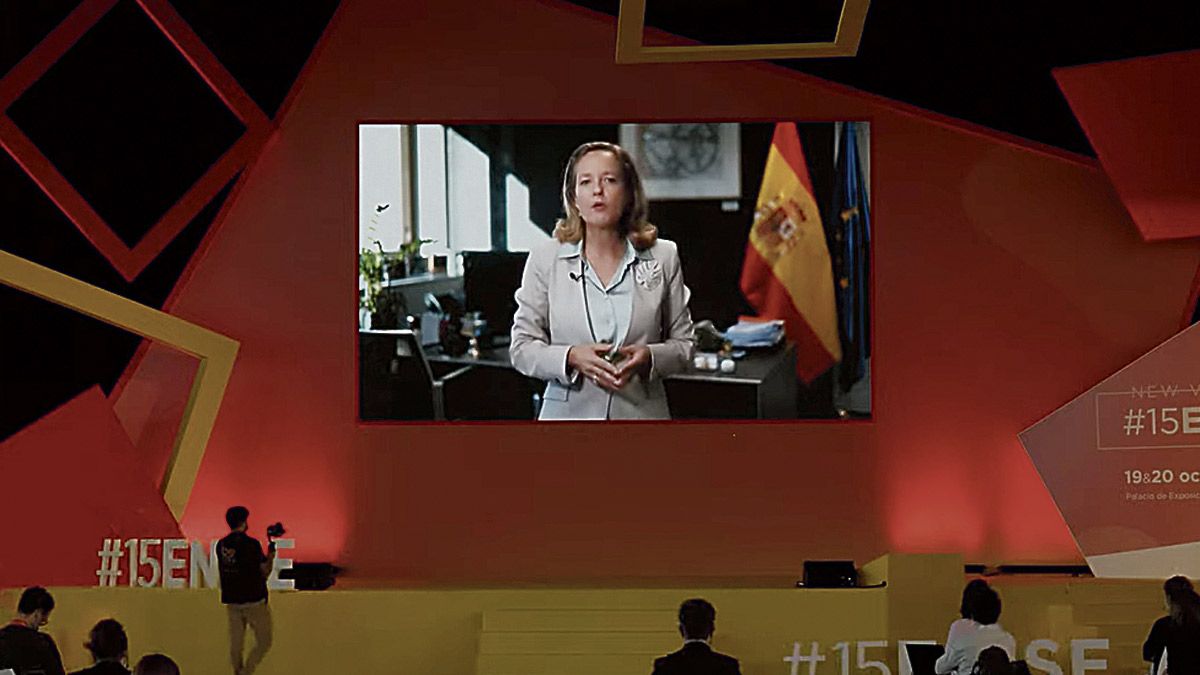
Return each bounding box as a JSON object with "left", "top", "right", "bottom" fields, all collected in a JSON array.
[{"left": 724, "top": 319, "right": 785, "bottom": 348}]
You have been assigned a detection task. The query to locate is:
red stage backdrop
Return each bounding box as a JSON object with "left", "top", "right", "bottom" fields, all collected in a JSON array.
[
  {"left": 91, "top": 0, "right": 1200, "bottom": 584},
  {"left": 1054, "top": 50, "right": 1200, "bottom": 242},
  {"left": 0, "top": 387, "right": 181, "bottom": 587}
]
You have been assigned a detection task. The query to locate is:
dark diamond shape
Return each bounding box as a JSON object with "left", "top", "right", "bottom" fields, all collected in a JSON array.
[
  {"left": 0, "top": 146, "right": 237, "bottom": 442},
  {"left": 0, "top": 147, "right": 140, "bottom": 441},
  {"left": 170, "top": 0, "right": 341, "bottom": 118},
  {"left": 0, "top": 137, "right": 130, "bottom": 302},
  {"left": 0, "top": 1, "right": 83, "bottom": 79},
  {"left": 8, "top": 0, "right": 245, "bottom": 248}
]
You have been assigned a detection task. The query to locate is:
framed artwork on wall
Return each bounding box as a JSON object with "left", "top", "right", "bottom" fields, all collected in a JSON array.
[{"left": 619, "top": 123, "right": 741, "bottom": 200}]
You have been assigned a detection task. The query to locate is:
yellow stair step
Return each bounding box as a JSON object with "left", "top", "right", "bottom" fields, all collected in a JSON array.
[
  {"left": 1068, "top": 581, "right": 1162, "bottom": 604},
  {"left": 477, "top": 653, "right": 659, "bottom": 675},
  {"left": 482, "top": 609, "right": 675, "bottom": 633},
  {"left": 479, "top": 630, "right": 678, "bottom": 655},
  {"left": 1095, "top": 624, "right": 1156, "bottom": 644},
  {"left": 1072, "top": 603, "right": 1162, "bottom": 625}
]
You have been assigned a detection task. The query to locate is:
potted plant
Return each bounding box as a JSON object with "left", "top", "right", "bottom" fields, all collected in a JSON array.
[
  {"left": 388, "top": 237, "right": 436, "bottom": 279},
  {"left": 358, "top": 240, "right": 385, "bottom": 329}
]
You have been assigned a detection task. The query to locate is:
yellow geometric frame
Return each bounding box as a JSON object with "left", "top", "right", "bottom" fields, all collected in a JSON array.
[
  {"left": 0, "top": 249, "right": 238, "bottom": 521},
  {"left": 615, "top": 0, "right": 871, "bottom": 63}
]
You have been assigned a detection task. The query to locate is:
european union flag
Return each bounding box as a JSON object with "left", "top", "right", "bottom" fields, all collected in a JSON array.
[{"left": 830, "top": 122, "right": 870, "bottom": 390}]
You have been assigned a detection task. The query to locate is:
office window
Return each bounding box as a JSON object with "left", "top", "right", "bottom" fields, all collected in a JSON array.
[
  {"left": 446, "top": 128, "right": 492, "bottom": 253},
  {"left": 505, "top": 173, "right": 551, "bottom": 252},
  {"left": 358, "top": 124, "right": 410, "bottom": 251},
  {"left": 413, "top": 124, "right": 450, "bottom": 260}
]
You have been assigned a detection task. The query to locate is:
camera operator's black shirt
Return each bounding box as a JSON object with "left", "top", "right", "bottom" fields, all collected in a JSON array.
[
  {"left": 0, "top": 621, "right": 66, "bottom": 675},
  {"left": 218, "top": 531, "right": 268, "bottom": 604}
]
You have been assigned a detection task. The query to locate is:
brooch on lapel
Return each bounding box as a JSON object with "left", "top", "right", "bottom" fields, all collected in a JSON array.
[{"left": 634, "top": 259, "right": 663, "bottom": 290}]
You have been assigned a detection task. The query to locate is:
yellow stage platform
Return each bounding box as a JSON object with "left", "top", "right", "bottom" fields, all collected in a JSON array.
[{"left": 0, "top": 555, "right": 1166, "bottom": 675}]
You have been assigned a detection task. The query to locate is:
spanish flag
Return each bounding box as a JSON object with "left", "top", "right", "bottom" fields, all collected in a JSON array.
[{"left": 740, "top": 122, "right": 841, "bottom": 382}]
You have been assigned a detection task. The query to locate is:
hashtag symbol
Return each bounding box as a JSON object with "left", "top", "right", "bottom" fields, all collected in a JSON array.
[
  {"left": 95, "top": 538, "right": 123, "bottom": 587},
  {"left": 1123, "top": 408, "right": 1146, "bottom": 436}
]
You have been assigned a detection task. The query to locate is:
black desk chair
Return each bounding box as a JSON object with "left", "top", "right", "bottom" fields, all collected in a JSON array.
[{"left": 360, "top": 329, "right": 473, "bottom": 421}]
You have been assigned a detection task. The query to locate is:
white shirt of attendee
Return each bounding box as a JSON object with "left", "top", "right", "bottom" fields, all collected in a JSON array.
[{"left": 934, "top": 619, "right": 1016, "bottom": 675}]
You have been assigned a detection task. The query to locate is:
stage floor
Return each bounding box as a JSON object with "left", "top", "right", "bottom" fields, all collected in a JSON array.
[{"left": 0, "top": 555, "right": 1165, "bottom": 675}]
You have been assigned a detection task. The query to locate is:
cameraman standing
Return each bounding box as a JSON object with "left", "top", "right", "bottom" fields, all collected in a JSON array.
[{"left": 218, "top": 506, "right": 276, "bottom": 675}]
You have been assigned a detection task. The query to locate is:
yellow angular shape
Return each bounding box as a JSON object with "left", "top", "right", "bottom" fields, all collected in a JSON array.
[
  {"left": 0, "top": 249, "right": 238, "bottom": 520},
  {"left": 616, "top": 0, "right": 871, "bottom": 64}
]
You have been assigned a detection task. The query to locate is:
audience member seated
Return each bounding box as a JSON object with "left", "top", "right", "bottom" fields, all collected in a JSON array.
[
  {"left": 0, "top": 587, "right": 66, "bottom": 675},
  {"left": 935, "top": 583, "right": 1015, "bottom": 675},
  {"left": 70, "top": 619, "right": 129, "bottom": 675},
  {"left": 970, "top": 646, "right": 1012, "bottom": 675},
  {"left": 943, "top": 580, "right": 989, "bottom": 657},
  {"left": 1143, "top": 575, "right": 1200, "bottom": 675},
  {"left": 131, "top": 654, "right": 178, "bottom": 675},
  {"left": 652, "top": 598, "right": 740, "bottom": 675}
]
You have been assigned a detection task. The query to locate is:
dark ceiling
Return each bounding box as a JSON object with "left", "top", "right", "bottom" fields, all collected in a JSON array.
[{"left": 569, "top": 0, "right": 1200, "bottom": 156}]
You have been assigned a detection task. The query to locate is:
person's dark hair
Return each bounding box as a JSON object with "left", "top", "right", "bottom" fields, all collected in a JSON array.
[
  {"left": 960, "top": 579, "right": 990, "bottom": 620},
  {"left": 678, "top": 598, "right": 716, "bottom": 640},
  {"left": 972, "top": 646, "right": 1012, "bottom": 675},
  {"left": 1165, "top": 575, "right": 1200, "bottom": 625},
  {"left": 1167, "top": 588, "right": 1200, "bottom": 626},
  {"left": 134, "top": 653, "right": 180, "bottom": 675},
  {"left": 17, "top": 587, "right": 54, "bottom": 615},
  {"left": 86, "top": 618, "right": 128, "bottom": 660},
  {"left": 973, "top": 586, "right": 1002, "bottom": 626},
  {"left": 225, "top": 506, "right": 250, "bottom": 530},
  {"left": 1165, "top": 575, "right": 1194, "bottom": 599}
]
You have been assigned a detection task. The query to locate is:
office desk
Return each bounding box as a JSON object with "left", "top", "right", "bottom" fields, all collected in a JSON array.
[
  {"left": 425, "top": 344, "right": 515, "bottom": 370},
  {"left": 359, "top": 331, "right": 537, "bottom": 421},
  {"left": 665, "top": 343, "right": 797, "bottom": 419},
  {"left": 362, "top": 327, "right": 798, "bottom": 421},
  {"left": 424, "top": 343, "right": 540, "bottom": 419},
  {"left": 424, "top": 341, "right": 797, "bottom": 420}
]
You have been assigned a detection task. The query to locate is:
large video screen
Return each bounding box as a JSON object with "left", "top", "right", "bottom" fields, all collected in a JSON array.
[{"left": 357, "top": 122, "right": 870, "bottom": 422}]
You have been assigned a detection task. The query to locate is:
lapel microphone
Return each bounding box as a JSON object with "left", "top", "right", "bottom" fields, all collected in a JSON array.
[{"left": 571, "top": 257, "right": 640, "bottom": 282}]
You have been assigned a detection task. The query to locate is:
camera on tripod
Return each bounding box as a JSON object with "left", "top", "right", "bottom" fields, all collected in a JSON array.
[{"left": 266, "top": 522, "right": 286, "bottom": 539}]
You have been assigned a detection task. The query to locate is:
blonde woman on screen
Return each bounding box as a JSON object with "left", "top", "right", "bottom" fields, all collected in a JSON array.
[{"left": 510, "top": 141, "right": 694, "bottom": 420}]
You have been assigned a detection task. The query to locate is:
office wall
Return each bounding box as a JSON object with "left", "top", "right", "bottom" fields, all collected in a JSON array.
[{"left": 108, "top": 0, "right": 1200, "bottom": 582}]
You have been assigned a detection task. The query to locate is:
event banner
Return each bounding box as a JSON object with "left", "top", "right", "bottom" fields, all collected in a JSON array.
[{"left": 1020, "top": 323, "right": 1200, "bottom": 578}]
